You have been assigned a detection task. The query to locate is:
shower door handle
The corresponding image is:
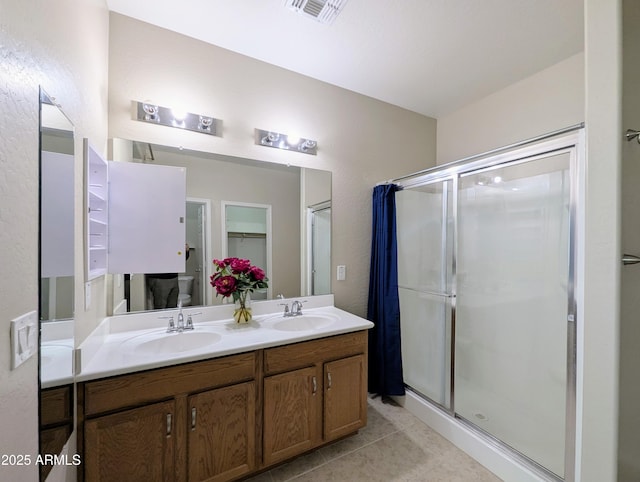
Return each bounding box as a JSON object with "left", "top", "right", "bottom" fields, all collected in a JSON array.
[{"left": 622, "top": 254, "right": 640, "bottom": 265}]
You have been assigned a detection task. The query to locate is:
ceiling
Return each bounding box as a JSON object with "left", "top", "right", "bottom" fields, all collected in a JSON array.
[{"left": 105, "top": 0, "right": 584, "bottom": 119}]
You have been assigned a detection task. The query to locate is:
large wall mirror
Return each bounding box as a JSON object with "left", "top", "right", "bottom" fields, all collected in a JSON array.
[
  {"left": 39, "top": 88, "right": 75, "bottom": 479},
  {"left": 109, "top": 139, "right": 332, "bottom": 315}
]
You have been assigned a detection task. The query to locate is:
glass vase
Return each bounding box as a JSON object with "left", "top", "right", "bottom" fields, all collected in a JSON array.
[{"left": 233, "top": 291, "right": 252, "bottom": 323}]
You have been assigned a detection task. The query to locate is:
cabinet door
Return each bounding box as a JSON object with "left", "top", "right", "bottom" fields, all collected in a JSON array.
[
  {"left": 324, "top": 354, "right": 367, "bottom": 441},
  {"left": 84, "top": 400, "right": 176, "bottom": 482},
  {"left": 263, "top": 366, "right": 319, "bottom": 466},
  {"left": 108, "top": 161, "right": 186, "bottom": 274},
  {"left": 188, "top": 382, "right": 256, "bottom": 482}
]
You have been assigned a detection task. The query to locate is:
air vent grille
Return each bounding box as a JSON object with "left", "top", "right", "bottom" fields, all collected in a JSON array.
[
  {"left": 284, "top": 0, "right": 349, "bottom": 24},
  {"left": 304, "top": 0, "right": 325, "bottom": 18}
]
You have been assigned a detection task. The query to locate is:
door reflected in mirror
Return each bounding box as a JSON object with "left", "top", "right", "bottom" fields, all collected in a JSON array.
[
  {"left": 39, "top": 87, "right": 76, "bottom": 479},
  {"left": 223, "top": 202, "right": 272, "bottom": 301},
  {"left": 109, "top": 139, "right": 331, "bottom": 315}
]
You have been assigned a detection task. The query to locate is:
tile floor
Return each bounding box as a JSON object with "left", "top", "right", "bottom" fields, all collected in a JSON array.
[{"left": 246, "top": 395, "right": 502, "bottom": 481}]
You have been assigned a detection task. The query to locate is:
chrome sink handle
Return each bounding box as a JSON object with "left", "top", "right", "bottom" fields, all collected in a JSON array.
[
  {"left": 290, "top": 300, "right": 306, "bottom": 316},
  {"left": 279, "top": 303, "right": 291, "bottom": 317},
  {"left": 160, "top": 315, "right": 176, "bottom": 333},
  {"left": 185, "top": 312, "right": 202, "bottom": 331}
]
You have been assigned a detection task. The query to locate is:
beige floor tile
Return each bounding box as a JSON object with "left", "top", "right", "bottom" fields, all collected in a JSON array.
[
  {"left": 269, "top": 449, "right": 328, "bottom": 482},
  {"left": 318, "top": 402, "right": 400, "bottom": 460},
  {"left": 292, "top": 431, "right": 437, "bottom": 481},
  {"left": 247, "top": 397, "right": 502, "bottom": 482},
  {"left": 244, "top": 470, "right": 273, "bottom": 482},
  {"left": 367, "top": 395, "right": 424, "bottom": 431}
]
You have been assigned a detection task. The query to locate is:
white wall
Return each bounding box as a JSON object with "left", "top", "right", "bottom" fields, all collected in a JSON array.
[
  {"left": 437, "top": 53, "right": 585, "bottom": 164},
  {"left": 106, "top": 13, "right": 438, "bottom": 330},
  {"left": 582, "top": 1, "right": 622, "bottom": 480},
  {"left": 0, "top": 0, "right": 109, "bottom": 481}
]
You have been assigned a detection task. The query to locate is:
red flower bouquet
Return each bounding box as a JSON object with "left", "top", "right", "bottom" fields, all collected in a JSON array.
[{"left": 210, "top": 257, "right": 268, "bottom": 322}]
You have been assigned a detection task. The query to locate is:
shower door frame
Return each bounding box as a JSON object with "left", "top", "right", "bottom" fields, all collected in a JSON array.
[
  {"left": 396, "top": 127, "right": 583, "bottom": 481},
  {"left": 396, "top": 175, "right": 456, "bottom": 410},
  {"left": 307, "top": 200, "right": 332, "bottom": 296}
]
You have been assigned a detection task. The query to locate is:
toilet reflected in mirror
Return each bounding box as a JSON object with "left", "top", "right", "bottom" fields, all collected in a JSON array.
[{"left": 178, "top": 275, "right": 194, "bottom": 306}]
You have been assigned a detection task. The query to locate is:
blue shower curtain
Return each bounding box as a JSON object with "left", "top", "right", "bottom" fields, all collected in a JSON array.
[{"left": 367, "top": 184, "right": 405, "bottom": 397}]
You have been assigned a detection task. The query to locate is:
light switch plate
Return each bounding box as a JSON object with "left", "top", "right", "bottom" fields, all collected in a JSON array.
[
  {"left": 337, "top": 265, "right": 346, "bottom": 281},
  {"left": 10, "top": 311, "right": 38, "bottom": 370}
]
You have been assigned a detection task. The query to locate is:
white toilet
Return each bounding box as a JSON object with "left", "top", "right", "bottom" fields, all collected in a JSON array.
[{"left": 178, "top": 275, "right": 194, "bottom": 306}]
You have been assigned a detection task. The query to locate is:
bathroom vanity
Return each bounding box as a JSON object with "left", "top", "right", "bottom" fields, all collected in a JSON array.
[
  {"left": 75, "top": 297, "right": 372, "bottom": 481},
  {"left": 39, "top": 320, "right": 75, "bottom": 479}
]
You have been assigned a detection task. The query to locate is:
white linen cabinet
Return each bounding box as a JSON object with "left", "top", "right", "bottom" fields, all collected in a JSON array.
[{"left": 84, "top": 139, "right": 187, "bottom": 280}]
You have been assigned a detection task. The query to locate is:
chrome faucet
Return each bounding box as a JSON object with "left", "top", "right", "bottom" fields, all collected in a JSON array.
[
  {"left": 279, "top": 299, "right": 306, "bottom": 317},
  {"left": 176, "top": 300, "right": 185, "bottom": 332},
  {"left": 162, "top": 300, "right": 198, "bottom": 333}
]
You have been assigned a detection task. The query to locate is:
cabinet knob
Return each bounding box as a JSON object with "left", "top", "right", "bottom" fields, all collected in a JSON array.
[
  {"left": 191, "top": 407, "right": 197, "bottom": 430},
  {"left": 312, "top": 376, "right": 317, "bottom": 394},
  {"left": 166, "top": 413, "right": 172, "bottom": 436},
  {"left": 327, "top": 372, "right": 332, "bottom": 389}
]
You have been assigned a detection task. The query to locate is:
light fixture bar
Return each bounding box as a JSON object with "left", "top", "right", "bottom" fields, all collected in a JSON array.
[
  {"left": 134, "top": 101, "right": 221, "bottom": 137},
  {"left": 255, "top": 128, "right": 317, "bottom": 155}
]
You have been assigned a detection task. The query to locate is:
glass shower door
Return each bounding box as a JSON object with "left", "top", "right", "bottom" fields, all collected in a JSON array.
[
  {"left": 455, "top": 153, "right": 571, "bottom": 478},
  {"left": 311, "top": 206, "right": 331, "bottom": 295},
  {"left": 396, "top": 179, "right": 453, "bottom": 408}
]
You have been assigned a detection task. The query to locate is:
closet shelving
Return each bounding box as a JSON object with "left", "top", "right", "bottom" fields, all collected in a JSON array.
[{"left": 84, "top": 139, "right": 108, "bottom": 280}]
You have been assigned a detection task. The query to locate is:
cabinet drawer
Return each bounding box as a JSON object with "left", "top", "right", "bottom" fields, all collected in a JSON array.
[
  {"left": 41, "top": 385, "right": 73, "bottom": 426},
  {"left": 264, "top": 331, "right": 367, "bottom": 375},
  {"left": 83, "top": 352, "right": 256, "bottom": 416}
]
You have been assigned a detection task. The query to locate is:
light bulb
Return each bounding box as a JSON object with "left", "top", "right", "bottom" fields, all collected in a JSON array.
[{"left": 172, "top": 109, "right": 187, "bottom": 122}]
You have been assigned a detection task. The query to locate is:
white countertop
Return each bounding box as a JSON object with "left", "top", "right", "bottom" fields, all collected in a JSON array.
[
  {"left": 40, "top": 320, "right": 74, "bottom": 389},
  {"left": 77, "top": 295, "right": 373, "bottom": 382},
  {"left": 41, "top": 340, "right": 74, "bottom": 389}
]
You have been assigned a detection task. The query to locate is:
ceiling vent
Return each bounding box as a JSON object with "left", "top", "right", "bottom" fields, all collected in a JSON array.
[{"left": 284, "top": 0, "right": 349, "bottom": 24}]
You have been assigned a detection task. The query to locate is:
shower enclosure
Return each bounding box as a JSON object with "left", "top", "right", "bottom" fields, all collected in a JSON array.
[{"left": 395, "top": 128, "right": 582, "bottom": 481}]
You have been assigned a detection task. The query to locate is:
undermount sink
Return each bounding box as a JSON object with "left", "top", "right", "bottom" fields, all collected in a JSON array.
[
  {"left": 269, "top": 314, "right": 338, "bottom": 332},
  {"left": 123, "top": 329, "right": 222, "bottom": 356}
]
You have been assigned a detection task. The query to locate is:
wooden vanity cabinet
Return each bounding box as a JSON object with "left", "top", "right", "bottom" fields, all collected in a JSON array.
[
  {"left": 263, "top": 366, "right": 320, "bottom": 466},
  {"left": 79, "top": 330, "right": 368, "bottom": 481},
  {"left": 40, "top": 384, "right": 74, "bottom": 480},
  {"left": 84, "top": 400, "right": 176, "bottom": 481},
  {"left": 262, "top": 331, "right": 368, "bottom": 467},
  {"left": 323, "top": 354, "right": 367, "bottom": 441},
  {"left": 79, "top": 352, "right": 257, "bottom": 482},
  {"left": 187, "top": 381, "right": 256, "bottom": 482}
]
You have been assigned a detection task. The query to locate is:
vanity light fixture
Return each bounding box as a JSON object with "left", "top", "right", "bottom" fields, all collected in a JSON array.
[
  {"left": 134, "top": 101, "right": 221, "bottom": 137},
  {"left": 255, "top": 128, "right": 318, "bottom": 155}
]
